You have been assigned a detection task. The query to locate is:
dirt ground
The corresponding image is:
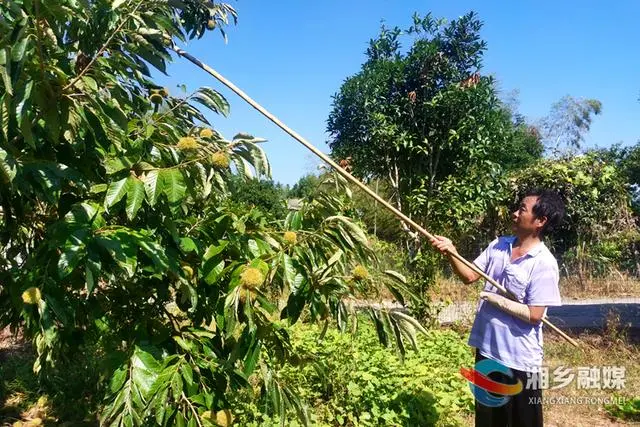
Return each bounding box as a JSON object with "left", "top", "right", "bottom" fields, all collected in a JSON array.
[{"left": 454, "top": 329, "right": 640, "bottom": 426}]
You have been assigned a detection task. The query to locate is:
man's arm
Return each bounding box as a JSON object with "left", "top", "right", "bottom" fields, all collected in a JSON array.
[
  {"left": 429, "top": 235, "right": 480, "bottom": 284},
  {"left": 479, "top": 292, "right": 547, "bottom": 325}
]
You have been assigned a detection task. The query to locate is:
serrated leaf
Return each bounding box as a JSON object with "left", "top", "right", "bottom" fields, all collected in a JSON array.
[
  {"left": 90, "top": 183, "right": 108, "bottom": 194},
  {"left": 154, "top": 387, "right": 169, "bottom": 425},
  {"left": 192, "top": 87, "right": 229, "bottom": 116},
  {"left": 243, "top": 340, "right": 260, "bottom": 375},
  {"left": 0, "top": 147, "right": 17, "bottom": 183},
  {"left": 104, "top": 176, "right": 130, "bottom": 208},
  {"left": 0, "top": 63, "right": 12, "bottom": 95},
  {"left": 125, "top": 176, "right": 145, "bottom": 220},
  {"left": 111, "top": 366, "right": 128, "bottom": 393},
  {"left": 135, "top": 234, "right": 169, "bottom": 271},
  {"left": 131, "top": 347, "right": 159, "bottom": 396},
  {"left": 203, "top": 260, "right": 224, "bottom": 285},
  {"left": 203, "top": 242, "right": 228, "bottom": 260},
  {"left": 281, "top": 254, "right": 296, "bottom": 288},
  {"left": 326, "top": 250, "right": 343, "bottom": 268},
  {"left": 180, "top": 364, "right": 193, "bottom": 388},
  {"left": 390, "top": 310, "right": 429, "bottom": 336},
  {"left": 175, "top": 411, "right": 186, "bottom": 427},
  {"left": 161, "top": 169, "right": 186, "bottom": 205},
  {"left": 143, "top": 170, "right": 162, "bottom": 206},
  {"left": 58, "top": 229, "right": 88, "bottom": 278},
  {"left": 11, "top": 35, "right": 29, "bottom": 62},
  {"left": 171, "top": 370, "right": 183, "bottom": 401},
  {"left": 173, "top": 336, "right": 191, "bottom": 352}
]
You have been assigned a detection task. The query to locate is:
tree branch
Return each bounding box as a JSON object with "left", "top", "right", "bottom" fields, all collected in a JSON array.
[{"left": 63, "top": 0, "right": 145, "bottom": 91}]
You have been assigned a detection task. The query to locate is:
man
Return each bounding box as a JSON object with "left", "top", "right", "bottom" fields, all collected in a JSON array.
[{"left": 430, "top": 189, "right": 565, "bottom": 427}]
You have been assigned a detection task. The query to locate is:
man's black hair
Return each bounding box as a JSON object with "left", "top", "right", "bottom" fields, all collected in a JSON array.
[{"left": 524, "top": 189, "right": 565, "bottom": 237}]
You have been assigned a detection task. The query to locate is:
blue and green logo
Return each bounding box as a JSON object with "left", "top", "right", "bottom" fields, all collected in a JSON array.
[{"left": 460, "top": 359, "right": 523, "bottom": 407}]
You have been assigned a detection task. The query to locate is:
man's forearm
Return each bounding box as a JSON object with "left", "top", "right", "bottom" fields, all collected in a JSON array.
[
  {"left": 480, "top": 291, "right": 532, "bottom": 323},
  {"left": 447, "top": 253, "right": 480, "bottom": 284},
  {"left": 430, "top": 235, "right": 481, "bottom": 284}
]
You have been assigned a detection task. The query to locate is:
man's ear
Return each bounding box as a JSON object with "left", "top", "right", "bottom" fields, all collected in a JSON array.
[{"left": 535, "top": 215, "right": 548, "bottom": 231}]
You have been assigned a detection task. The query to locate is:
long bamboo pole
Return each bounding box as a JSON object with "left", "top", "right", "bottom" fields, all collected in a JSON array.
[{"left": 172, "top": 46, "right": 580, "bottom": 349}]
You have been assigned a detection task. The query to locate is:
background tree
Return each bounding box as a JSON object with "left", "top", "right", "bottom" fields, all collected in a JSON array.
[
  {"left": 492, "top": 153, "right": 639, "bottom": 281},
  {"left": 289, "top": 173, "right": 321, "bottom": 199},
  {"left": 227, "top": 175, "right": 289, "bottom": 219},
  {"left": 539, "top": 95, "right": 602, "bottom": 154},
  {"left": 327, "top": 12, "right": 543, "bottom": 240},
  {"left": 598, "top": 141, "right": 640, "bottom": 214}
]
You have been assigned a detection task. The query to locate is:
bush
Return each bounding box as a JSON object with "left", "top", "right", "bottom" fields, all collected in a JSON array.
[
  {"left": 605, "top": 396, "right": 640, "bottom": 422},
  {"left": 233, "top": 321, "right": 475, "bottom": 426}
]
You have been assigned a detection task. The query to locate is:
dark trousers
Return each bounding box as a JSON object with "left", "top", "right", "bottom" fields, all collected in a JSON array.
[{"left": 475, "top": 351, "right": 543, "bottom": 427}]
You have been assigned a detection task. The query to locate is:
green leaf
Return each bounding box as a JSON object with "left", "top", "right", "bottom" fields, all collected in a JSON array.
[
  {"left": 58, "top": 229, "right": 89, "bottom": 278},
  {"left": 143, "top": 170, "right": 163, "bottom": 206},
  {"left": 383, "top": 270, "right": 407, "bottom": 284},
  {"left": 243, "top": 340, "right": 260, "bottom": 375},
  {"left": 179, "top": 237, "right": 197, "bottom": 254},
  {"left": 90, "top": 183, "right": 108, "bottom": 194},
  {"left": 161, "top": 169, "right": 186, "bottom": 205},
  {"left": 105, "top": 176, "right": 130, "bottom": 209},
  {"left": 135, "top": 233, "right": 169, "bottom": 271},
  {"left": 175, "top": 412, "right": 186, "bottom": 427},
  {"left": 11, "top": 35, "right": 29, "bottom": 62},
  {"left": 285, "top": 211, "right": 302, "bottom": 231},
  {"left": 171, "top": 370, "right": 184, "bottom": 401},
  {"left": 131, "top": 347, "right": 159, "bottom": 396},
  {"left": 110, "top": 366, "right": 128, "bottom": 393},
  {"left": 112, "top": 0, "right": 128, "bottom": 10},
  {"left": 125, "top": 176, "right": 145, "bottom": 220},
  {"left": 281, "top": 254, "right": 296, "bottom": 288},
  {"left": 179, "top": 364, "right": 193, "bottom": 388},
  {"left": 173, "top": 336, "right": 191, "bottom": 352},
  {"left": 203, "top": 242, "right": 228, "bottom": 260},
  {"left": 0, "top": 64, "right": 11, "bottom": 95},
  {"left": 81, "top": 76, "right": 98, "bottom": 92},
  {"left": 0, "top": 147, "right": 17, "bottom": 184},
  {"left": 203, "top": 260, "right": 224, "bottom": 285},
  {"left": 192, "top": 87, "right": 229, "bottom": 116},
  {"left": 85, "top": 252, "right": 101, "bottom": 295}
]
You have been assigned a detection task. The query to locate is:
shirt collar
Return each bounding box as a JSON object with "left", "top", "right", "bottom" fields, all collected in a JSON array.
[{"left": 508, "top": 236, "right": 545, "bottom": 258}]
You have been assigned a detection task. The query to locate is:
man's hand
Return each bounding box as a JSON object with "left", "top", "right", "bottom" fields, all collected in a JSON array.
[
  {"left": 429, "top": 235, "right": 480, "bottom": 284},
  {"left": 429, "top": 235, "right": 458, "bottom": 256}
]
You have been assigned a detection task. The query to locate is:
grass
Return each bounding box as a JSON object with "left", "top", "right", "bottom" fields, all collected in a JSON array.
[{"left": 558, "top": 275, "right": 640, "bottom": 300}]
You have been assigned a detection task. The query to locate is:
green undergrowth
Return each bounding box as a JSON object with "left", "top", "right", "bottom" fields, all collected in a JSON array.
[
  {"left": 233, "top": 321, "right": 475, "bottom": 426},
  {"left": 604, "top": 396, "right": 640, "bottom": 422},
  {"left": 1, "top": 322, "right": 475, "bottom": 426}
]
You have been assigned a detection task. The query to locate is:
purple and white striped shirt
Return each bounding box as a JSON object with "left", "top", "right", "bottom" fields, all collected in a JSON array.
[{"left": 468, "top": 236, "right": 562, "bottom": 372}]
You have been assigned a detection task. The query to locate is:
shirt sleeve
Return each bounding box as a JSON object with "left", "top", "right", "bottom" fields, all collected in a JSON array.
[
  {"left": 473, "top": 238, "right": 499, "bottom": 273},
  {"left": 524, "top": 258, "right": 562, "bottom": 306}
]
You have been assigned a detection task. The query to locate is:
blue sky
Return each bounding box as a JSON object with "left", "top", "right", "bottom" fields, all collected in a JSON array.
[{"left": 154, "top": 0, "right": 640, "bottom": 185}]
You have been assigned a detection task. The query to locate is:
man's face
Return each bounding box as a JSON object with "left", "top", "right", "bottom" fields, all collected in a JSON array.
[{"left": 511, "top": 196, "right": 546, "bottom": 235}]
